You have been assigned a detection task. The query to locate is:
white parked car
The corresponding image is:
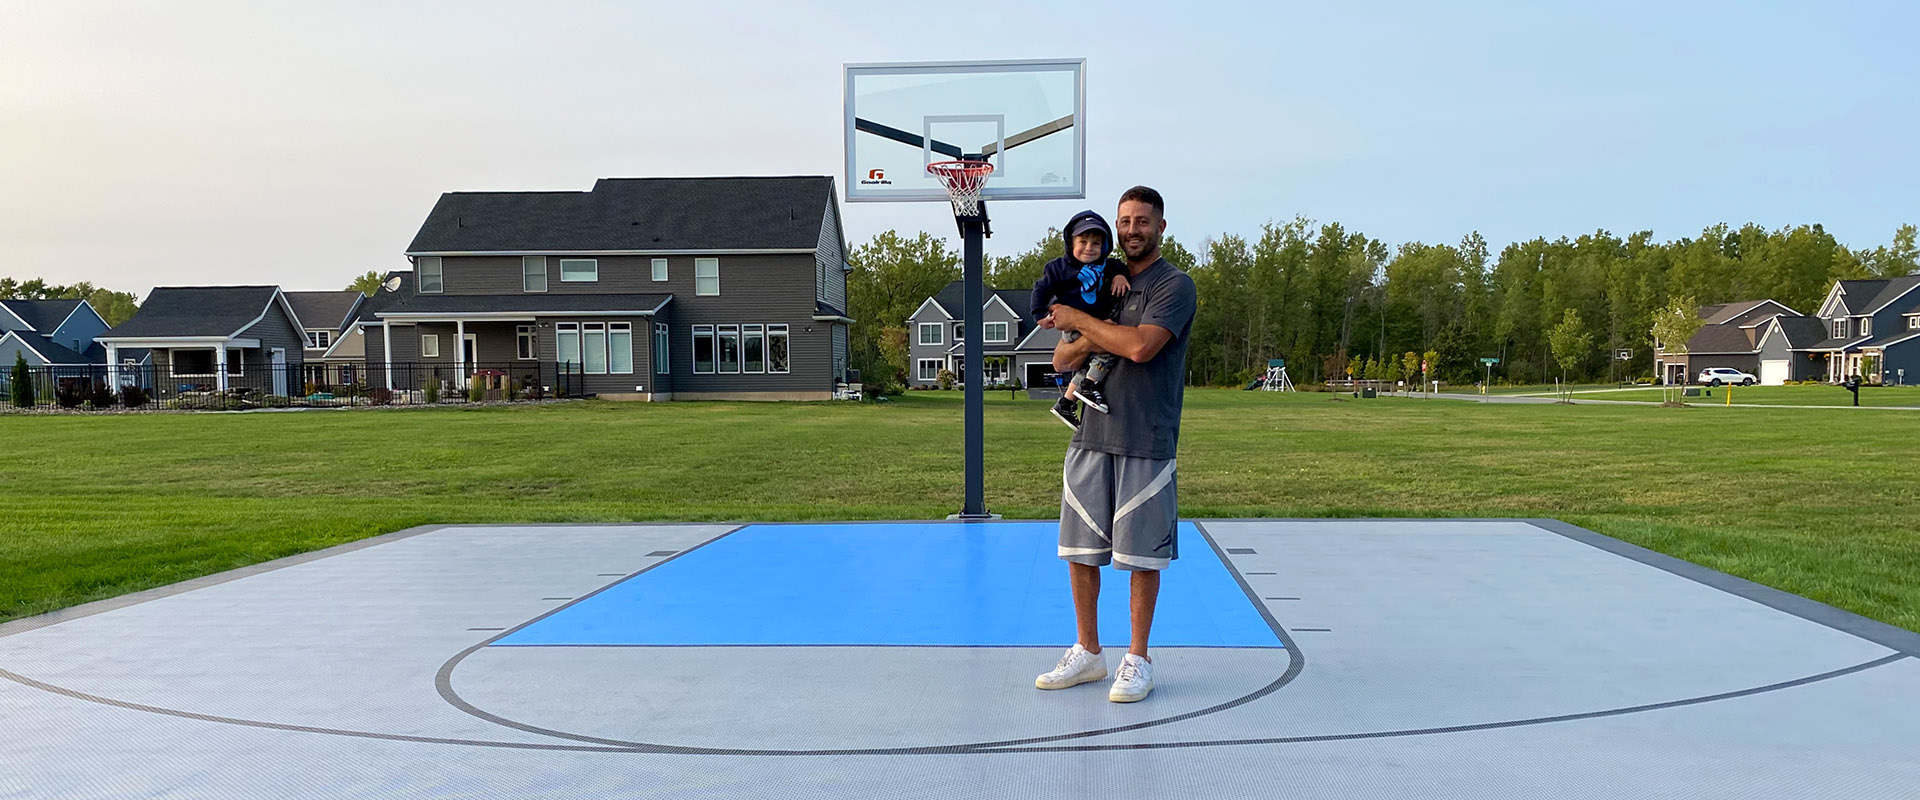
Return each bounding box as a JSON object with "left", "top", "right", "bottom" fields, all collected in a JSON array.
[{"left": 1697, "top": 367, "right": 1756, "bottom": 386}]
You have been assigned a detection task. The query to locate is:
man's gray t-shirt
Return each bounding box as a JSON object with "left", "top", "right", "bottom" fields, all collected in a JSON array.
[{"left": 1069, "top": 257, "right": 1197, "bottom": 460}]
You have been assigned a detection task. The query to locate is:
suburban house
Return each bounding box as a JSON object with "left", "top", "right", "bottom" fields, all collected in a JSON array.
[
  {"left": 284, "top": 290, "right": 366, "bottom": 389},
  {"left": 907, "top": 280, "right": 1061, "bottom": 389},
  {"left": 96, "top": 286, "right": 307, "bottom": 395},
  {"left": 0, "top": 299, "right": 115, "bottom": 370},
  {"left": 1803, "top": 274, "right": 1920, "bottom": 384},
  {"left": 1652, "top": 299, "right": 1808, "bottom": 385},
  {"left": 358, "top": 176, "right": 854, "bottom": 401}
]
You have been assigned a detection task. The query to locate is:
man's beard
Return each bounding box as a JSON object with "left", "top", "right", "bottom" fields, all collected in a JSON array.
[{"left": 1123, "top": 233, "right": 1158, "bottom": 261}]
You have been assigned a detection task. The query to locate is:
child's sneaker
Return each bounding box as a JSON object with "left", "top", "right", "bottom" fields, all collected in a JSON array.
[
  {"left": 1049, "top": 396, "right": 1081, "bottom": 430},
  {"left": 1077, "top": 385, "right": 1110, "bottom": 415},
  {"left": 1036, "top": 644, "right": 1108, "bottom": 689},
  {"left": 1108, "top": 653, "right": 1154, "bottom": 702}
]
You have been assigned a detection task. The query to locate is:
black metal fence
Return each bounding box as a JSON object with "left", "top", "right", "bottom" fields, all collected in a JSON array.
[{"left": 0, "top": 361, "right": 587, "bottom": 411}]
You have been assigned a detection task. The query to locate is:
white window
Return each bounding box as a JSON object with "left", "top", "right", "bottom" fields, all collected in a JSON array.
[
  {"left": 984, "top": 321, "right": 1008, "bottom": 343},
  {"left": 560, "top": 259, "right": 598, "bottom": 283},
  {"left": 1909, "top": 316, "right": 1919, "bottom": 331},
  {"left": 556, "top": 323, "right": 580, "bottom": 366},
  {"left": 692, "top": 325, "right": 715, "bottom": 374},
  {"left": 952, "top": 323, "right": 964, "bottom": 342},
  {"left": 516, "top": 325, "right": 536, "bottom": 360},
  {"left": 717, "top": 324, "right": 740, "bottom": 373},
  {"left": 654, "top": 323, "right": 669, "bottom": 374},
  {"left": 768, "top": 324, "right": 789, "bottom": 374},
  {"left": 918, "top": 359, "right": 941, "bottom": 382},
  {"left": 170, "top": 348, "right": 245, "bottom": 377},
  {"left": 583, "top": 323, "right": 608, "bottom": 374},
  {"left": 742, "top": 324, "right": 765, "bottom": 373},
  {"left": 1861, "top": 318, "right": 1872, "bottom": 337},
  {"left": 652, "top": 258, "right": 669, "bottom": 282},
  {"left": 695, "top": 258, "right": 720, "bottom": 296},
  {"left": 919, "top": 322, "right": 942, "bottom": 346},
  {"left": 306, "top": 329, "right": 331, "bottom": 349},
  {"left": 418, "top": 257, "right": 443, "bottom": 293},
  {"left": 421, "top": 334, "right": 440, "bottom": 358},
  {"left": 609, "top": 322, "right": 633, "bottom": 375},
  {"left": 1834, "top": 319, "right": 1848, "bottom": 338},
  {"left": 523, "top": 256, "right": 548, "bottom": 292}
]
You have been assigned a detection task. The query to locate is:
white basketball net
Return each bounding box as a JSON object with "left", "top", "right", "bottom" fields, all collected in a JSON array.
[{"left": 926, "top": 160, "right": 993, "bottom": 218}]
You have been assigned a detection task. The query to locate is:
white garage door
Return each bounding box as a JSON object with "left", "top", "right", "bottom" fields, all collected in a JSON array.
[{"left": 1760, "top": 359, "right": 1789, "bottom": 386}]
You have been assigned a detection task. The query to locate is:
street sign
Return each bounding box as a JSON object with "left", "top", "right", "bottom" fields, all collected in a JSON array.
[{"left": 1480, "top": 357, "right": 1500, "bottom": 365}]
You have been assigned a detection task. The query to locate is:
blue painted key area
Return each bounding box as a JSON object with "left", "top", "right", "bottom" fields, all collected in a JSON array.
[{"left": 495, "top": 522, "right": 1283, "bottom": 648}]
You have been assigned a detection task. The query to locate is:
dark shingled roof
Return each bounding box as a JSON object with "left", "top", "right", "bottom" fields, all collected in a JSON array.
[
  {"left": 105, "top": 286, "right": 282, "bottom": 339},
  {"left": 1859, "top": 274, "right": 1920, "bottom": 314},
  {"left": 405, "top": 176, "right": 837, "bottom": 254},
  {"left": 1, "top": 330, "right": 94, "bottom": 364},
  {"left": 1834, "top": 279, "right": 1891, "bottom": 314},
  {"left": 0, "top": 299, "right": 86, "bottom": 333},
  {"left": 284, "top": 291, "right": 363, "bottom": 333},
  {"left": 1699, "top": 300, "right": 1768, "bottom": 325},
  {"left": 1685, "top": 323, "right": 1762, "bottom": 354},
  {"left": 815, "top": 299, "right": 848, "bottom": 318},
  {"left": 930, "top": 280, "right": 1050, "bottom": 351},
  {"left": 1772, "top": 316, "right": 1830, "bottom": 350}
]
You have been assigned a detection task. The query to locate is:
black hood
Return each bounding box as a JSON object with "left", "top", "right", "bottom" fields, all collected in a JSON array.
[{"left": 1062, "top": 210, "right": 1114, "bottom": 263}]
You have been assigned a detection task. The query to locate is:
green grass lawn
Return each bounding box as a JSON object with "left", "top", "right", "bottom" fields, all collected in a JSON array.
[
  {"left": 4, "top": 390, "right": 1917, "bottom": 635},
  {"left": 1439, "top": 382, "right": 1633, "bottom": 395},
  {"left": 1577, "top": 384, "right": 1920, "bottom": 407}
]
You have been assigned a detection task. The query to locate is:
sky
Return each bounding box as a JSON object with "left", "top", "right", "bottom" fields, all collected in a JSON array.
[{"left": 2, "top": 0, "right": 1916, "bottom": 296}]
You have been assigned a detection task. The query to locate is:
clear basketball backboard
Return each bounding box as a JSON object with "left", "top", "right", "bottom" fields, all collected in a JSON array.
[{"left": 844, "top": 59, "right": 1085, "bottom": 203}]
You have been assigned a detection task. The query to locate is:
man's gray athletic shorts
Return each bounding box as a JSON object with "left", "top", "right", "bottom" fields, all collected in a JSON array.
[{"left": 1059, "top": 447, "right": 1178, "bottom": 571}]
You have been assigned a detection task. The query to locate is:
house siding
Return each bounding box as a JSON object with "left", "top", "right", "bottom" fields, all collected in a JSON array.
[
  {"left": 1878, "top": 339, "right": 1920, "bottom": 386},
  {"left": 908, "top": 304, "right": 951, "bottom": 387},
  {"left": 47, "top": 305, "right": 109, "bottom": 361},
  {"left": 817, "top": 201, "right": 847, "bottom": 313},
  {"left": 240, "top": 302, "right": 307, "bottom": 371},
  {"left": 1756, "top": 329, "right": 1821, "bottom": 382},
  {"left": 0, "top": 336, "right": 48, "bottom": 367}
]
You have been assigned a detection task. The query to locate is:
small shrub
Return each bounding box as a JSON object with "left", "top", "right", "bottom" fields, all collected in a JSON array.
[
  {"left": 468, "top": 380, "right": 485, "bottom": 403},
  {"left": 90, "top": 383, "right": 117, "bottom": 407},
  {"left": 121, "top": 386, "right": 150, "bottom": 407},
  {"left": 55, "top": 384, "right": 85, "bottom": 408},
  {"left": 423, "top": 382, "right": 440, "bottom": 404},
  {"left": 370, "top": 387, "right": 394, "bottom": 406},
  {"left": 304, "top": 381, "right": 320, "bottom": 396},
  {"left": 936, "top": 369, "right": 956, "bottom": 390}
]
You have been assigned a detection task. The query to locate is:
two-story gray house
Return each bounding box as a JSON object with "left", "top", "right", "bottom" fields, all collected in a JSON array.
[
  {"left": 361, "top": 176, "right": 854, "bottom": 401},
  {"left": 0, "top": 299, "right": 115, "bottom": 369},
  {"left": 906, "top": 280, "right": 1061, "bottom": 389},
  {"left": 1804, "top": 274, "right": 1920, "bottom": 384},
  {"left": 1652, "top": 299, "right": 1805, "bottom": 385}
]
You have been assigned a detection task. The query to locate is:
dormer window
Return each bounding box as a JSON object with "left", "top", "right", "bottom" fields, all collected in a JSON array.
[
  {"left": 1860, "top": 318, "right": 1872, "bottom": 337},
  {"left": 1833, "top": 319, "right": 1848, "bottom": 338},
  {"left": 1909, "top": 316, "right": 1919, "bottom": 331}
]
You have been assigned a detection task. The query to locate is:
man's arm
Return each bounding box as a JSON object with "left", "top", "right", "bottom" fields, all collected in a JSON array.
[
  {"left": 1052, "top": 331, "right": 1098, "bottom": 372},
  {"left": 1051, "top": 304, "right": 1173, "bottom": 364}
]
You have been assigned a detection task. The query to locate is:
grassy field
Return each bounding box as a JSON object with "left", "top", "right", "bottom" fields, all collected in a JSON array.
[
  {"left": 1439, "top": 382, "right": 1632, "bottom": 395},
  {"left": 1576, "top": 384, "right": 1920, "bottom": 407},
  {"left": 3, "top": 390, "right": 1917, "bottom": 635}
]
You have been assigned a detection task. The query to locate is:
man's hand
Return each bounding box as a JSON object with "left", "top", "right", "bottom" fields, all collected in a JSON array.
[
  {"left": 1049, "top": 304, "right": 1094, "bottom": 333},
  {"left": 1036, "top": 313, "right": 1057, "bottom": 330},
  {"left": 1110, "top": 274, "right": 1131, "bottom": 296}
]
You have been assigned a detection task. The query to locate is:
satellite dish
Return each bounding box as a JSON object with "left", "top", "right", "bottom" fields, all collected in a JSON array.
[{"left": 382, "top": 276, "right": 403, "bottom": 293}]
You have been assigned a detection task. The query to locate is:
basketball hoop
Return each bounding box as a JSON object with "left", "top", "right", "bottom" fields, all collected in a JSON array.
[{"left": 926, "top": 159, "right": 993, "bottom": 220}]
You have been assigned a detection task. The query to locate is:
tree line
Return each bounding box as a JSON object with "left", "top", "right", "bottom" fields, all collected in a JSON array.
[
  {"left": 0, "top": 277, "right": 141, "bottom": 326},
  {"left": 847, "top": 221, "right": 1918, "bottom": 388}
]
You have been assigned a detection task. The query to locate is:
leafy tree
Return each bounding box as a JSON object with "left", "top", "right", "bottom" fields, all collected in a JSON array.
[
  {"left": 1649, "top": 295, "right": 1706, "bottom": 358},
  {"left": 1548, "top": 308, "right": 1594, "bottom": 382},
  {"left": 0, "top": 278, "right": 141, "bottom": 326},
  {"left": 348, "top": 271, "right": 386, "bottom": 297},
  {"left": 846, "top": 231, "right": 961, "bottom": 386}
]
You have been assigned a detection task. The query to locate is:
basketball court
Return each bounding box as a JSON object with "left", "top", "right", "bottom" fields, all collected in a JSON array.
[{"left": 3, "top": 518, "right": 1917, "bottom": 798}]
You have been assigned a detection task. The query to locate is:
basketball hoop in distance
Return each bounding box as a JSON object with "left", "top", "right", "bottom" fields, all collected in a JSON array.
[{"left": 926, "top": 159, "right": 994, "bottom": 222}]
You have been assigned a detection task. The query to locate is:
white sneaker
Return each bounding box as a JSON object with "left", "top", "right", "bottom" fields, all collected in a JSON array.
[
  {"left": 1035, "top": 644, "right": 1108, "bottom": 690},
  {"left": 1108, "top": 653, "right": 1154, "bottom": 702}
]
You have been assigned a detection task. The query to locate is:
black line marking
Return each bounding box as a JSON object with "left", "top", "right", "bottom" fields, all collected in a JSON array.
[
  {"left": 429, "top": 522, "right": 1307, "bottom": 755},
  {"left": 1292, "top": 628, "right": 1332, "bottom": 632},
  {"left": 979, "top": 654, "right": 1909, "bottom": 754},
  {"left": 646, "top": 550, "right": 679, "bottom": 557},
  {"left": 596, "top": 573, "right": 624, "bottom": 577},
  {"left": 1264, "top": 597, "right": 1301, "bottom": 601},
  {"left": 467, "top": 627, "right": 505, "bottom": 631},
  {"left": 1246, "top": 572, "right": 1276, "bottom": 575},
  {"left": 541, "top": 598, "right": 572, "bottom": 601},
  {"left": 1226, "top": 548, "right": 1257, "bottom": 555}
]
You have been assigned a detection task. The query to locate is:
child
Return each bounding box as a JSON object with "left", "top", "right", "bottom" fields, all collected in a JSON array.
[{"left": 1031, "top": 210, "right": 1130, "bottom": 430}]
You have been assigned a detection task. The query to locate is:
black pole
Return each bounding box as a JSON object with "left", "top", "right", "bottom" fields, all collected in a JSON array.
[{"left": 959, "top": 215, "right": 988, "bottom": 518}]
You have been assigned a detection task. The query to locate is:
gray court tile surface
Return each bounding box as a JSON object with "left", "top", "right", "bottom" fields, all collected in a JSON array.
[{"left": 2, "top": 519, "right": 1915, "bottom": 799}]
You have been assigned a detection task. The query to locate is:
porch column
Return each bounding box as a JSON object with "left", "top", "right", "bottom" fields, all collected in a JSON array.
[
  {"left": 382, "top": 323, "right": 393, "bottom": 390},
  {"left": 105, "top": 343, "right": 119, "bottom": 388},
  {"left": 215, "top": 345, "right": 230, "bottom": 392},
  {"left": 454, "top": 319, "right": 466, "bottom": 378}
]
